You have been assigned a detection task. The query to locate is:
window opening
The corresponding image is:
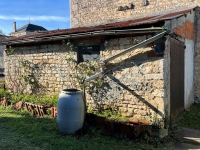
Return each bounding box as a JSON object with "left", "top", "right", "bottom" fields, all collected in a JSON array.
[{"left": 78, "top": 45, "right": 100, "bottom": 63}]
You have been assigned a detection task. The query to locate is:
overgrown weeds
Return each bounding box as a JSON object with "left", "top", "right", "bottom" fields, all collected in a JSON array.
[
  {"left": 0, "top": 88, "right": 58, "bottom": 107},
  {"left": 95, "top": 109, "right": 129, "bottom": 122}
]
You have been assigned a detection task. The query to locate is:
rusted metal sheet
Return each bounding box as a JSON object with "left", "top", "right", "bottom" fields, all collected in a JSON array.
[
  {"left": 170, "top": 38, "right": 185, "bottom": 126},
  {"left": 2, "top": 8, "right": 193, "bottom": 43}
]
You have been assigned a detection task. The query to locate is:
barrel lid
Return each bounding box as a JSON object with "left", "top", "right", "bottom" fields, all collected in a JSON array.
[{"left": 62, "top": 89, "right": 82, "bottom": 94}]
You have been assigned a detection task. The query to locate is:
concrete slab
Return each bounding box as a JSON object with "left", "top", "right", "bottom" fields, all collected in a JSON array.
[
  {"left": 165, "top": 142, "right": 200, "bottom": 150},
  {"left": 165, "top": 128, "right": 200, "bottom": 150},
  {"left": 176, "top": 127, "right": 200, "bottom": 143}
]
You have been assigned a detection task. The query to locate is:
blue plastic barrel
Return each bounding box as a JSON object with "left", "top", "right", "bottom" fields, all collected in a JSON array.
[{"left": 56, "top": 89, "right": 85, "bottom": 134}]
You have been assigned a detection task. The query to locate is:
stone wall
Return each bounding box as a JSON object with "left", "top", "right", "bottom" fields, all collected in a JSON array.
[
  {"left": 4, "top": 44, "right": 80, "bottom": 94},
  {"left": 4, "top": 34, "right": 167, "bottom": 123},
  {"left": 70, "top": 0, "right": 197, "bottom": 28},
  {"left": 10, "top": 31, "right": 41, "bottom": 37},
  {"left": 88, "top": 36, "right": 166, "bottom": 122}
]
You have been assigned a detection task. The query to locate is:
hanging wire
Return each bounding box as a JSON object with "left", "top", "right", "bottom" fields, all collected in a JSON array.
[{"left": 0, "top": 23, "right": 12, "bottom": 34}]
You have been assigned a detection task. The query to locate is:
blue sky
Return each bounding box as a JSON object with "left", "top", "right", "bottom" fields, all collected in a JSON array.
[{"left": 0, "top": 0, "right": 70, "bottom": 35}]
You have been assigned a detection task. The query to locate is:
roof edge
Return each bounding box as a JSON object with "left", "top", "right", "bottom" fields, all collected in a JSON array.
[{"left": 1, "top": 6, "right": 195, "bottom": 45}]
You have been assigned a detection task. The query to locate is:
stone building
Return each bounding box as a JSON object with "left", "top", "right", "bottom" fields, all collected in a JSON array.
[
  {"left": 0, "top": 35, "right": 8, "bottom": 74},
  {"left": 70, "top": 0, "right": 198, "bottom": 28},
  {"left": 10, "top": 22, "right": 47, "bottom": 37},
  {"left": 1, "top": 1, "right": 200, "bottom": 127}
]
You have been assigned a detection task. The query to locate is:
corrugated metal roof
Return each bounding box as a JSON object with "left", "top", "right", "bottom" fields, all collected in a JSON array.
[
  {"left": 3, "top": 8, "right": 193, "bottom": 43},
  {"left": 0, "top": 35, "right": 10, "bottom": 41}
]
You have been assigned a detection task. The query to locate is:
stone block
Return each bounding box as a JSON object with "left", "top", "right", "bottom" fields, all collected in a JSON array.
[
  {"left": 158, "top": 129, "right": 168, "bottom": 138},
  {"left": 152, "top": 89, "right": 165, "bottom": 97},
  {"left": 122, "top": 101, "right": 130, "bottom": 104},
  {"left": 108, "top": 38, "right": 119, "bottom": 46},
  {"left": 128, "top": 108, "right": 134, "bottom": 113},
  {"left": 119, "top": 37, "right": 132, "bottom": 45},
  {"left": 103, "top": 105, "right": 109, "bottom": 109},
  {"left": 43, "top": 56, "right": 48, "bottom": 59},
  {"left": 135, "top": 36, "right": 146, "bottom": 43},
  {"left": 144, "top": 74, "right": 164, "bottom": 80},
  {"left": 130, "top": 66, "right": 139, "bottom": 74},
  {"left": 137, "top": 110, "right": 147, "bottom": 116},
  {"left": 128, "top": 104, "right": 133, "bottom": 108},
  {"left": 129, "top": 101, "right": 136, "bottom": 105},
  {"left": 55, "top": 74, "right": 60, "bottom": 77},
  {"left": 40, "top": 49, "right": 47, "bottom": 53},
  {"left": 153, "top": 80, "right": 164, "bottom": 88},
  {"left": 119, "top": 107, "right": 128, "bottom": 112},
  {"left": 124, "top": 112, "right": 133, "bottom": 117}
]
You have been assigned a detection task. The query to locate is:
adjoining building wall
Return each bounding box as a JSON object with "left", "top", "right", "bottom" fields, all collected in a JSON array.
[
  {"left": 10, "top": 31, "right": 40, "bottom": 37},
  {"left": 185, "top": 39, "right": 195, "bottom": 108},
  {"left": 70, "top": 0, "right": 197, "bottom": 28},
  {"left": 4, "top": 34, "right": 167, "bottom": 123}
]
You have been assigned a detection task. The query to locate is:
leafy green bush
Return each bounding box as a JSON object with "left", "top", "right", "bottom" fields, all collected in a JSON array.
[{"left": 0, "top": 88, "right": 10, "bottom": 99}]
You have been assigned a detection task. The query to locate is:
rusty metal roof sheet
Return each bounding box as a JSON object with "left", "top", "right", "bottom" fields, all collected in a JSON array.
[
  {"left": 0, "top": 35, "right": 10, "bottom": 41},
  {"left": 3, "top": 8, "right": 194, "bottom": 43}
]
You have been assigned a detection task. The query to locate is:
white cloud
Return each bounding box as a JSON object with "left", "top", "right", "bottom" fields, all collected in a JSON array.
[{"left": 0, "top": 15, "right": 69, "bottom": 22}]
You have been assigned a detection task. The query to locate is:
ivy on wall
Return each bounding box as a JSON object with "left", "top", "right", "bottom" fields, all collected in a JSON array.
[
  {"left": 64, "top": 40, "right": 103, "bottom": 91},
  {"left": 5, "top": 46, "right": 46, "bottom": 94}
]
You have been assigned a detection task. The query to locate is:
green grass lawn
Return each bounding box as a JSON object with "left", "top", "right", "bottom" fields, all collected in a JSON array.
[
  {"left": 1, "top": 103, "right": 200, "bottom": 150},
  {"left": 174, "top": 103, "right": 200, "bottom": 129},
  {"left": 0, "top": 106, "right": 169, "bottom": 150}
]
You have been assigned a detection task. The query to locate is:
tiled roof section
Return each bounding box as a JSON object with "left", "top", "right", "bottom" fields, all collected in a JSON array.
[
  {"left": 4, "top": 8, "right": 193, "bottom": 42},
  {"left": 16, "top": 23, "right": 47, "bottom": 32}
]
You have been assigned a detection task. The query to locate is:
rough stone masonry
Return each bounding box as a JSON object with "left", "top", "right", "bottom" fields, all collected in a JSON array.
[
  {"left": 70, "top": 0, "right": 197, "bottom": 28},
  {"left": 87, "top": 35, "right": 166, "bottom": 123},
  {"left": 4, "top": 34, "right": 166, "bottom": 123}
]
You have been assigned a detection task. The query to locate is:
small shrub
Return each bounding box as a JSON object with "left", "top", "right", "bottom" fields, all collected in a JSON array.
[
  {"left": 11, "top": 94, "right": 24, "bottom": 103},
  {"left": 9, "top": 92, "right": 59, "bottom": 107},
  {"left": 0, "top": 88, "right": 10, "bottom": 99}
]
